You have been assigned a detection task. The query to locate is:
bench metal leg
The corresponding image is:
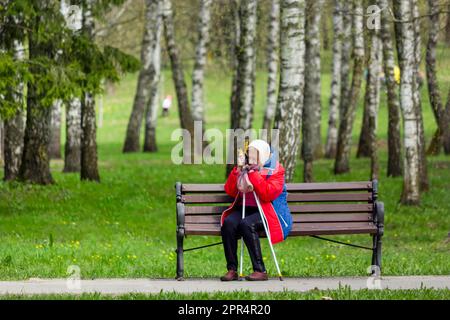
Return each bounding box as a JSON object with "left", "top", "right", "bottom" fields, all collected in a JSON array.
[
  {"left": 372, "top": 200, "right": 384, "bottom": 275},
  {"left": 175, "top": 182, "right": 185, "bottom": 281},
  {"left": 176, "top": 228, "right": 184, "bottom": 281},
  {"left": 371, "top": 234, "right": 382, "bottom": 271}
]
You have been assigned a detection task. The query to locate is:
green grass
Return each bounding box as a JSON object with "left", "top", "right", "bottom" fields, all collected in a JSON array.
[
  {"left": 0, "top": 49, "right": 449, "bottom": 285},
  {"left": 2, "top": 287, "right": 450, "bottom": 300}
]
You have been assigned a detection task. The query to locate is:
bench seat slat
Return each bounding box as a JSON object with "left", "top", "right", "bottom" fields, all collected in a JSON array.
[
  {"left": 184, "top": 204, "right": 373, "bottom": 214},
  {"left": 185, "top": 213, "right": 373, "bottom": 224},
  {"left": 290, "top": 204, "right": 373, "bottom": 213},
  {"left": 185, "top": 222, "right": 377, "bottom": 236}
]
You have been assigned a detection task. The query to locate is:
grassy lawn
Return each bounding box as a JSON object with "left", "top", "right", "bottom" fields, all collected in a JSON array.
[{"left": 0, "top": 48, "right": 449, "bottom": 288}]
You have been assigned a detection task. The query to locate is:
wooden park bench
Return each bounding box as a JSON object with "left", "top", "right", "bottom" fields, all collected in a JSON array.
[{"left": 175, "top": 180, "right": 384, "bottom": 280}]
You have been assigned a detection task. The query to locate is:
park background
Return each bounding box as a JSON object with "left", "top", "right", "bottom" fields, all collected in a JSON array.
[{"left": 0, "top": 0, "right": 449, "bottom": 299}]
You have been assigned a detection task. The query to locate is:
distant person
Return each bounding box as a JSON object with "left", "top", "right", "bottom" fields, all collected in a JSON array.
[{"left": 162, "top": 95, "right": 172, "bottom": 117}]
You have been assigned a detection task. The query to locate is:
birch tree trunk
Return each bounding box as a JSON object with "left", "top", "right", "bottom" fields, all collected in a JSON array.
[
  {"left": 379, "top": 0, "right": 402, "bottom": 177},
  {"left": 191, "top": 0, "right": 212, "bottom": 129},
  {"left": 425, "top": 0, "right": 450, "bottom": 155},
  {"left": 274, "top": 0, "right": 305, "bottom": 182},
  {"left": 63, "top": 98, "right": 82, "bottom": 172},
  {"left": 334, "top": 0, "right": 364, "bottom": 174},
  {"left": 143, "top": 0, "right": 163, "bottom": 153},
  {"left": 394, "top": 0, "right": 420, "bottom": 205},
  {"left": 412, "top": 0, "right": 429, "bottom": 192},
  {"left": 48, "top": 100, "right": 62, "bottom": 159},
  {"left": 235, "top": 0, "right": 257, "bottom": 131},
  {"left": 4, "top": 40, "right": 25, "bottom": 181},
  {"left": 325, "top": 0, "right": 343, "bottom": 159},
  {"left": 262, "top": 0, "right": 280, "bottom": 131},
  {"left": 445, "top": 1, "right": 450, "bottom": 46},
  {"left": 226, "top": 0, "right": 242, "bottom": 176},
  {"left": 357, "top": 74, "right": 372, "bottom": 158},
  {"left": 302, "top": 0, "right": 323, "bottom": 182},
  {"left": 80, "top": 0, "right": 100, "bottom": 182},
  {"left": 367, "top": 9, "right": 382, "bottom": 180},
  {"left": 162, "top": 0, "right": 195, "bottom": 139},
  {"left": 0, "top": 121, "right": 3, "bottom": 166},
  {"left": 124, "top": 0, "right": 162, "bottom": 153},
  {"left": 339, "top": 0, "right": 353, "bottom": 117},
  {"left": 321, "top": 3, "right": 330, "bottom": 51},
  {"left": 226, "top": 0, "right": 257, "bottom": 175}
]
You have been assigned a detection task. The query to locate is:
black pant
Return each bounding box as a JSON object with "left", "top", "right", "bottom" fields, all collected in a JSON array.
[{"left": 221, "top": 205, "right": 266, "bottom": 273}]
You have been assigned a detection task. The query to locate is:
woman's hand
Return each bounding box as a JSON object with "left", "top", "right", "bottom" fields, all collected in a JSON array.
[{"left": 245, "top": 163, "right": 260, "bottom": 173}]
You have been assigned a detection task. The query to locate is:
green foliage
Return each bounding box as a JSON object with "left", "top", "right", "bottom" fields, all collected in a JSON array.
[{"left": 0, "top": 0, "right": 139, "bottom": 118}]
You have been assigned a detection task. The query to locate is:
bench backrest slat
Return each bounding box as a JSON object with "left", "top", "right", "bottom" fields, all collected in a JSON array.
[{"left": 181, "top": 182, "right": 372, "bottom": 193}]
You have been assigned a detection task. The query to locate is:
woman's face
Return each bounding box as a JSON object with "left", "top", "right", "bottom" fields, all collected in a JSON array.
[{"left": 248, "top": 147, "right": 259, "bottom": 166}]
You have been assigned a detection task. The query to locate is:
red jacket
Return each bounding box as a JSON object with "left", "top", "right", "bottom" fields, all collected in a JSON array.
[{"left": 221, "top": 159, "right": 292, "bottom": 244}]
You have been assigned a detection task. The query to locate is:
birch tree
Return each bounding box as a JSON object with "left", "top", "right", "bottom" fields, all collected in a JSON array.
[
  {"left": 226, "top": 0, "right": 258, "bottom": 175},
  {"left": 379, "top": 0, "right": 402, "bottom": 177},
  {"left": 143, "top": 0, "right": 163, "bottom": 153},
  {"left": 63, "top": 98, "right": 82, "bottom": 172},
  {"left": 262, "top": 0, "right": 280, "bottom": 131},
  {"left": 80, "top": 0, "right": 100, "bottom": 182},
  {"left": 191, "top": 0, "right": 212, "bottom": 133},
  {"left": 49, "top": 100, "right": 62, "bottom": 159},
  {"left": 124, "top": 0, "right": 162, "bottom": 153},
  {"left": 366, "top": 5, "right": 382, "bottom": 180},
  {"left": 4, "top": 39, "right": 25, "bottom": 181},
  {"left": 0, "top": 121, "right": 3, "bottom": 166},
  {"left": 334, "top": 0, "right": 364, "bottom": 174},
  {"left": 325, "top": 0, "right": 343, "bottom": 159},
  {"left": 425, "top": 0, "right": 450, "bottom": 155},
  {"left": 339, "top": 0, "right": 353, "bottom": 117},
  {"left": 274, "top": 0, "right": 305, "bottom": 182},
  {"left": 162, "top": 0, "right": 195, "bottom": 139},
  {"left": 394, "top": 0, "right": 420, "bottom": 205},
  {"left": 226, "top": 0, "right": 242, "bottom": 176},
  {"left": 302, "top": 0, "right": 323, "bottom": 182},
  {"left": 412, "top": 0, "right": 429, "bottom": 192}
]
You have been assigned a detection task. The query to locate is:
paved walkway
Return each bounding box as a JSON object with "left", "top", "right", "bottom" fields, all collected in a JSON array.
[{"left": 0, "top": 276, "right": 449, "bottom": 295}]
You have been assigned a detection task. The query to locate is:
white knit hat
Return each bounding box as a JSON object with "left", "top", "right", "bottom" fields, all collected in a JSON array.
[{"left": 248, "top": 139, "right": 271, "bottom": 166}]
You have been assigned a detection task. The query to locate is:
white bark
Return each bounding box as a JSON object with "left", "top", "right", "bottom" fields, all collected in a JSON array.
[
  {"left": 325, "top": 0, "right": 343, "bottom": 159},
  {"left": 4, "top": 39, "right": 25, "bottom": 180},
  {"left": 302, "top": 0, "right": 324, "bottom": 181},
  {"left": 334, "top": 0, "right": 365, "bottom": 174},
  {"left": 191, "top": 0, "right": 212, "bottom": 124},
  {"left": 274, "top": 0, "right": 305, "bottom": 181},
  {"left": 64, "top": 97, "right": 82, "bottom": 172},
  {"left": 262, "top": 0, "right": 280, "bottom": 130},
  {"left": 0, "top": 120, "right": 3, "bottom": 165},
  {"left": 144, "top": 0, "right": 163, "bottom": 152},
  {"left": 412, "top": 0, "right": 428, "bottom": 191},
  {"left": 339, "top": 0, "right": 352, "bottom": 116},
  {"left": 49, "top": 99, "right": 62, "bottom": 159},
  {"left": 367, "top": 14, "right": 382, "bottom": 180},
  {"left": 396, "top": 0, "right": 420, "bottom": 204},
  {"left": 124, "top": 0, "right": 162, "bottom": 152},
  {"left": 236, "top": 0, "right": 258, "bottom": 130}
]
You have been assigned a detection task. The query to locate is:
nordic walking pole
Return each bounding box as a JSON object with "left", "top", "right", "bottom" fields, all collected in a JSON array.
[
  {"left": 239, "top": 192, "right": 246, "bottom": 279},
  {"left": 253, "top": 191, "right": 283, "bottom": 281}
]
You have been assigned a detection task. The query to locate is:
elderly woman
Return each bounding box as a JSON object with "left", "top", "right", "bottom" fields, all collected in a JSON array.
[{"left": 220, "top": 139, "right": 292, "bottom": 281}]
